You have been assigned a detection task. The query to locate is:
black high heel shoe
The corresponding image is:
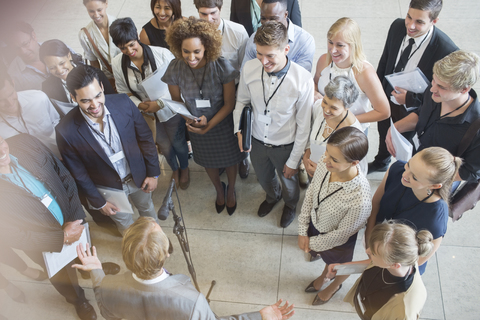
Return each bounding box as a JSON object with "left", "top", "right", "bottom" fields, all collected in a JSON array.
[
  {"left": 226, "top": 185, "right": 237, "bottom": 216},
  {"left": 216, "top": 182, "right": 226, "bottom": 213}
]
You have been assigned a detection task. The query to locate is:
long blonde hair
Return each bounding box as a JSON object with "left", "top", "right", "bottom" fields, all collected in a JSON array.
[{"left": 326, "top": 17, "right": 366, "bottom": 74}]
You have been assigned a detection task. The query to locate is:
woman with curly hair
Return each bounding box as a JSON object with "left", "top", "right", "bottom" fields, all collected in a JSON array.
[{"left": 162, "top": 17, "right": 246, "bottom": 215}]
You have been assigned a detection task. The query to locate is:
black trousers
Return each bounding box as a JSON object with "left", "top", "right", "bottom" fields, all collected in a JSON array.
[
  {"left": 374, "top": 100, "right": 416, "bottom": 165},
  {"left": 24, "top": 250, "right": 85, "bottom": 304}
]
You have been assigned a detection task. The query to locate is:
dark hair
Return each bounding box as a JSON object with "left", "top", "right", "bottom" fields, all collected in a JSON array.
[
  {"left": 39, "top": 40, "right": 83, "bottom": 65},
  {"left": 409, "top": 0, "right": 443, "bottom": 20},
  {"left": 254, "top": 21, "right": 288, "bottom": 48},
  {"left": 83, "top": 0, "right": 107, "bottom": 5},
  {"left": 66, "top": 64, "right": 101, "bottom": 98},
  {"left": 262, "top": 0, "right": 288, "bottom": 10},
  {"left": 110, "top": 17, "right": 139, "bottom": 47},
  {"left": 193, "top": 0, "right": 223, "bottom": 10},
  {"left": 327, "top": 126, "right": 368, "bottom": 162},
  {"left": 151, "top": 0, "right": 182, "bottom": 23},
  {"left": 5, "top": 21, "right": 34, "bottom": 44}
]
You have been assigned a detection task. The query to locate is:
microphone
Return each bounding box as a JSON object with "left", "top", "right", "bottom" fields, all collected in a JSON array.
[{"left": 158, "top": 179, "right": 175, "bottom": 220}]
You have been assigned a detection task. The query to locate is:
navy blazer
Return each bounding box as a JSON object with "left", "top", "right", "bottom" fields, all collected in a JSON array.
[
  {"left": 377, "top": 19, "right": 458, "bottom": 109},
  {"left": 55, "top": 93, "right": 160, "bottom": 208},
  {"left": 230, "top": 0, "right": 302, "bottom": 36},
  {"left": 0, "top": 134, "right": 85, "bottom": 253}
]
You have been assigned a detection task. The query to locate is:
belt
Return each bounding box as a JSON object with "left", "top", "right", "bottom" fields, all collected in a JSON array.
[
  {"left": 121, "top": 174, "right": 133, "bottom": 184},
  {"left": 253, "top": 137, "right": 294, "bottom": 148}
]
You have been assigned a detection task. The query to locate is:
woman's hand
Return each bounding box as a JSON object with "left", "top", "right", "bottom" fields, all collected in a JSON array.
[
  {"left": 303, "top": 149, "right": 317, "bottom": 177},
  {"left": 142, "top": 101, "right": 161, "bottom": 113},
  {"left": 298, "top": 235, "right": 310, "bottom": 253},
  {"left": 186, "top": 115, "right": 209, "bottom": 134},
  {"left": 326, "top": 264, "right": 339, "bottom": 280},
  {"left": 314, "top": 91, "right": 324, "bottom": 102}
]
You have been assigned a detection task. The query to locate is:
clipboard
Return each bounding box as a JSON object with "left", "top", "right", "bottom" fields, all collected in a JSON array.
[
  {"left": 385, "top": 67, "right": 429, "bottom": 94},
  {"left": 163, "top": 99, "right": 198, "bottom": 120},
  {"left": 87, "top": 185, "right": 134, "bottom": 214},
  {"left": 239, "top": 104, "right": 252, "bottom": 151}
]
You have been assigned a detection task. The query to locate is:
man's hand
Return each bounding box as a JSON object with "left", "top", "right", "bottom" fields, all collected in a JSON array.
[
  {"left": 391, "top": 87, "right": 407, "bottom": 105},
  {"left": 298, "top": 235, "right": 310, "bottom": 253},
  {"left": 100, "top": 202, "right": 119, "bottom": 216},
  {"left": 142, "top": 101, "right": 161, "bottom": 113},
  {"left": 385, "top": 127, "right": 396, "bottom": 157},
  {"left": 259, "top": 299, "right": 294, "bottom": 320},
  {"left": 237, "top": 132, "right": 251, "bottom": 153},
  {"left": 142, "top": 177, "right": 158, "bottom": 193},
  {"left": 63, "top": 220, "right": 84, "bottom": 244},
  {"left": 71, "top": 243, "right": 103, "bottom": 272},
  {"left": 283, "top": 164, "right": 298, "bottom": 179}
]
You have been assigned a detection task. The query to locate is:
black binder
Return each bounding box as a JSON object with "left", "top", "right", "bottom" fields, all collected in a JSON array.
[{"left": 239, "top": 104, "right": 253, "bottom": 151}]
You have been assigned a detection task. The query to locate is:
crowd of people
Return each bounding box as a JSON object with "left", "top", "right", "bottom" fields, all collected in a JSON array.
[{"left": 0, "top": 0, "right": 479, "bottom": 319}]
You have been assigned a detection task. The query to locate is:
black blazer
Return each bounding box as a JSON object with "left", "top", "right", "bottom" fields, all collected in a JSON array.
[
  {"left": 42, "top": 66, "right": 115, "bottom": 103},
  {"left": 0, "top": 134, "right": 85, "bottom": 253},
  {"left": 55, "top": 94, "right": 160, "bottom": 208},
  {"left": 377, "top": 19, "right": 458, "bottom": 109},
  {"left": 230, "top": 0, "right": 302, "bottom": 36}
]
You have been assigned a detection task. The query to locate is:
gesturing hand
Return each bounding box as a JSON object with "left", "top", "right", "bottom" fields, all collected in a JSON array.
[
  {"left": 72, "top": 243, "right": 103, "bottom": 272},
  {"left": 259, "top": 299, "right": 295, "bottom": 320}
]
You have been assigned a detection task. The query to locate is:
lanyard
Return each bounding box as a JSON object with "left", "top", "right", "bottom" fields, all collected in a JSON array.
[
  {"left": 315, "top": 110, "right": 349, "bottom": 142},
  {"left": 188, "top": 63, "right": 208, "bottom": 99},
  {"left": 392, "top": 187, "right": 434, "bottom": 218},
  {"left": 419, "top": 94, "right": 470, "bottom": 138},
  {"left": 10, "top": 164, "right": 40, "bottom": 199},
  {"left": 395, "top": 29, "right": 430, "bottom": 72},
  {"left": 87, "top": 115, "right": 116, "bottom": 153},
  {"left": 261, "top": 65, "right": 290, "bottom": 115},
  {"left": 0, "top": 111, "right": 30, "bottom": 135},
  {"left": 314, "top": 171, "right": 344, "bottom": 212}
]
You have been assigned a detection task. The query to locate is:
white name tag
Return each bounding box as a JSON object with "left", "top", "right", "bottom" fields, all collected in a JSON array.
[
  {"left": 412, "top": 133, "right": 420, "bottom": 151},
  {"left": 41, "top": 194, "right": 53, "bottom": 208},
  {"left": 258, "top": 114, "right": 272, "bottom": 125},
  {"left": 109, "top": 151, "right": 125, "bottom": 164},
  {"left": 196, "top": 99, "right": 211, "bottom": 108}
]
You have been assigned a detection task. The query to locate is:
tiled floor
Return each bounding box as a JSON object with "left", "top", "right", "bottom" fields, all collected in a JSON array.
[{"left": 1, "top": 0, "right": 480, "bottom": 319}]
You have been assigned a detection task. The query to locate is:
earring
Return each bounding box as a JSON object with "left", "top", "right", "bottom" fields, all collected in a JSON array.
[{"left": 427, "top": 189, "right": 432, "bottom": 196}]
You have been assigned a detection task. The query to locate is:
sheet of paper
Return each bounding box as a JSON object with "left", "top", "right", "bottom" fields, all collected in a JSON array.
[
  {"left": 163, "top": 99, "right": 198, "bottom": 120},
  {"left": 390, "top": 118, "right": 413, "bottom": 162},
  {"left": 87, "top": 185, "right": 134, "bottom": 214},
  {"left": 385, "top": 67, "right": 429, "bottom": 94},
  {"left": 139, "top": 64, "right": 169, "bottom": 101},
  {"left": 310, "top": 143, "right": 326, "bottom": 164},
  {"left": 334, "top": 262, "right": 370, "bottom": 276},
  {"left": 42, "top": 223, "right": 91, "bottom": 278}
]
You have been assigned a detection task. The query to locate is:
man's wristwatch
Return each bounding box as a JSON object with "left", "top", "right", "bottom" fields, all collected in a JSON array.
[{"left": 156, "top": 98, "right": 165, "bottom": 110}]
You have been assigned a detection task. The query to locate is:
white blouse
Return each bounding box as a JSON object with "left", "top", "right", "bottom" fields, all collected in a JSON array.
[{"left": 298, "top": 156, "right": 371, "bottom": 252}]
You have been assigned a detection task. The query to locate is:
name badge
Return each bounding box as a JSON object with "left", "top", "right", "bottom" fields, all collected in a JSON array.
[
  {"left": 41, "top": 194, "right": 53, "bottom": 208},
  {"left": 196, "top": 99, "right": 211, "bottom": 108},
  {"left": 109, "top": 150, "right": 125, "bottom": 164},
  {"left": 412, "top": 133, "right": 421, "bottom": 151},
  {"left": 258, "top": 114, "right": 272, "bottom": 125}
]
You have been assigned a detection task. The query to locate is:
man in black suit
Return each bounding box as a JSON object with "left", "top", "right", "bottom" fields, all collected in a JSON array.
[
  {"left": 230, "top": 0, "right": 301, "bottom": 36},
  {"left": 0, "top": 134, "right": 102, "bottom": 319},
  {"left": 368, "top": 0, "right": 458, "bottom": 173}
]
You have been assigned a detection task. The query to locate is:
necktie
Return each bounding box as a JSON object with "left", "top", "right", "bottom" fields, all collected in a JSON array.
[{"left": 394, "top": 38, "right": 415, "bottom": 73}]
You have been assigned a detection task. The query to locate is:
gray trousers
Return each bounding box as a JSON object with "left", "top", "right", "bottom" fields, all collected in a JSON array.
[
  {"left": 110, "top": 179, "right": 157, "bottom": 234},
  {"left": 250, "top": 138, "right": 300, "bottom": 209}
]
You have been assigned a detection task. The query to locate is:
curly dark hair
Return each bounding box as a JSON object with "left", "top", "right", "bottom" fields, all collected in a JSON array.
[{"left": 165, "top": 16, "right": 222, "bottom": 62}]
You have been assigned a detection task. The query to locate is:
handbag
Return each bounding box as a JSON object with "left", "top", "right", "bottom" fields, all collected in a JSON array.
[
  {"left": 449, "top": 118, "right": 480, "bottom": 221},
  {"left": 81, "top": 27, "right": 116, "bottom": 92},
  {"left": 239, "top": 104, "right": 252, "bottom": 151}
]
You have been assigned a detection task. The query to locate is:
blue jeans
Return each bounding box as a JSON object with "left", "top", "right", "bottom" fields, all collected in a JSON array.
[{"left": 156, "top": 114, "right": 189, "bottom": 171}]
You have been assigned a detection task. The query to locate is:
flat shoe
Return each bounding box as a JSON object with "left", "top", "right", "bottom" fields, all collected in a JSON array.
[
  {"left": 310, "top": 254, "right": 322, "bottom": 262},
  {"left": 312, "top": 284, "right": 342, "bottom": 305},
  {"left": 226, "top": 185, "right": 236, "bottom": 216},
  {"left": 216, "top": 182, "right": 226, "bottom": 213},
  {"left": 179, "top": 168, "right": 190, "bottom": 190}
]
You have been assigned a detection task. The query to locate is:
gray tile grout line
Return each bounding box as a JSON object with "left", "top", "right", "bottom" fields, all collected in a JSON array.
[{"left": 435, "top": 252, "right": 447, "bottom": 320}]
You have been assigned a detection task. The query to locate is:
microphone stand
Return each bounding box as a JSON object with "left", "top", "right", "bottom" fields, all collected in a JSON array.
[{"left": 163, "top": 180, "right": 216, "bottom": 302}]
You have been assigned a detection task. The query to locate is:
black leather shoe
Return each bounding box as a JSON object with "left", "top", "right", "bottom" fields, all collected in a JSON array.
[
  {"left": 239, "top": 159, "right": 250, "bottom": 179},
  {"left": 280, "top": 205, "right": 296, "bottom": 228},
  {"left": 74, "top": 300, "right": 97, "bottom": 320},
  {"left": 257, "top": 196, "right": 282, "bottom": 217},
  {"left": 80, "top": 262, "right": 120, "bottom": 279},
  {"left": 367, "top": 161, "right": 389, "bottom": 174},
  {"left": 226, "top": 185, "right": 237, "bottom": 216},
  {"left": 216, "top": 182, "right": 227, "bottom": 213}
]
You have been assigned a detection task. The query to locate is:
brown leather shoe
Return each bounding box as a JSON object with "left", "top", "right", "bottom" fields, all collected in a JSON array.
[{"left": 74, "top": 300, "right": 97, "bottom": 320}]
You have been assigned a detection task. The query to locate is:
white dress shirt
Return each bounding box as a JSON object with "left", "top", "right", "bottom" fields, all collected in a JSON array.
[
  {"left": 132, "top": 268, "right": 170, "bottom": 285},
  {"left": 218, "top": 19, "right": 249, "bottom": 72},
  {"left": 79, "top": 14, "right": 122, "bottom": 79},
  {"left": 8, "top": 55, "right": 49, "bottom": 91},
  {"left": 395, "top": 25, "right": 434, "bottom": 73},
  {"left": 234, "top": 58, "right": 313, "bottom": 169},
  {"left": 112, "top": 45, "right": 175, "bottom": 122}
]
